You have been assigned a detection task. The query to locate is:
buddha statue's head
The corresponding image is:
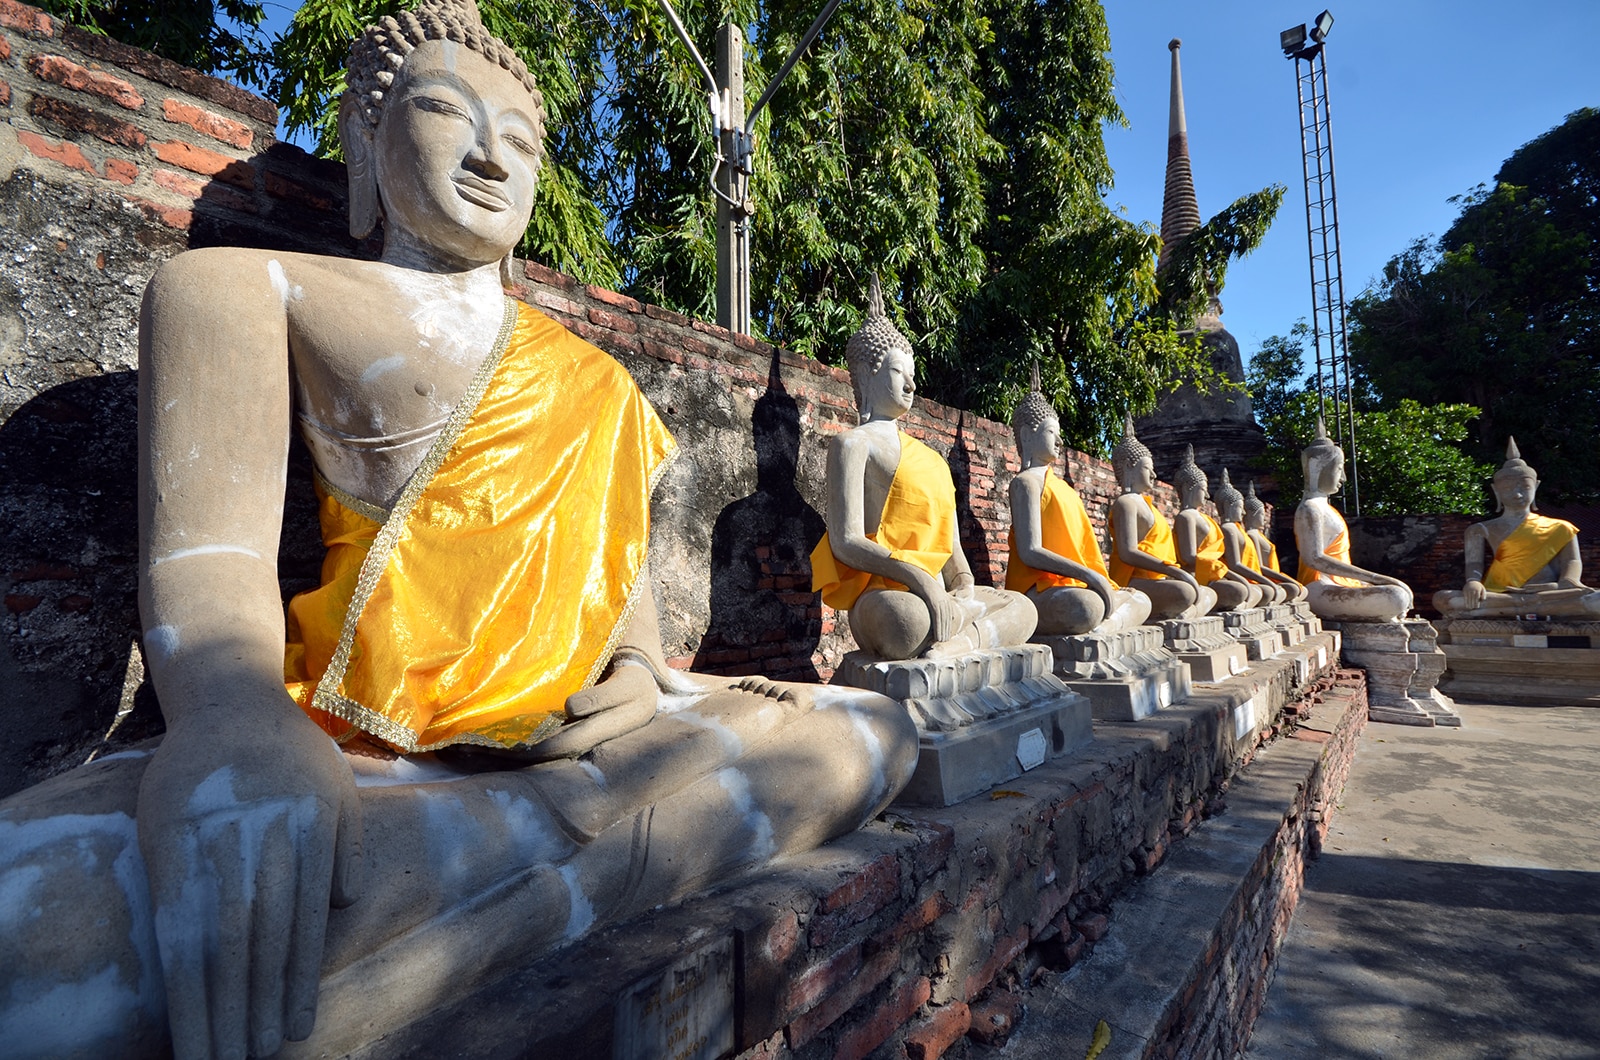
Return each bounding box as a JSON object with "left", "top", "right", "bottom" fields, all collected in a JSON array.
[
  {"left": 1173, "top": 444, "right": 1208, "bottom": 510},
  {"left": 1011, "top": 365, "right": 1060, "bottom": 468},
  {"left": 1244, "top": 480, "right": 1267, "bottom": 532},
  {"left": 1112, "top": 414, "right": 1155, "bottom": 494},
  {"left": 1215, "top": 469, "right": 1244, "bottom": 523},
  {"left": 340, "top": 0, "right": 545, "bottom": 273},
  {"left": 1491, "top": 437, "right": 1539, "bottom": 513},
  {"left": 847, "top": 275, "right": 916, "bottom": 422},
  {"left": 1300, "top": 416, "right": 1344, "bottom": 496}
]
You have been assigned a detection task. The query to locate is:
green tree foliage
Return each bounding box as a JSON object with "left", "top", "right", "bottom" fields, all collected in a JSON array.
[
  {"left": 1347, "top": 107, "right": 1599, "bottom": 503},
  {"left": 33, "top": 0, "right": 272, "bottom": 83},
  {"left": 1247, "top": 325, "right": 1491, "bottom": 515}
]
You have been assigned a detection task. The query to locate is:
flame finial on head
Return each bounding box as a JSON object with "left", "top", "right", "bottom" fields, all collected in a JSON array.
[
  {"left": 845, "top": 274, "right": 912, "bottom": 397},
  {"left": 1174, "top": 443, "right": 1208, "bottom": 497},
  {"left": 1215, "top": 468, "right": 1244, "bottom": 516},
  {"left": 1011, "top": 360, "right": 1057, "bottom": 444},
  {"left": 1244, "top": 480, "right": 1266, "bottom": 524}
]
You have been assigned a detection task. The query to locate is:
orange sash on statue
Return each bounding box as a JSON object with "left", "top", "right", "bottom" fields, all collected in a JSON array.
[
  {"left": 1192, "top": 513, "right": 1230, "bottom": 584},
  {"left": 283, "top": 299, "right": 677, "bottom": 753},
  {"left": 1484, "top": 514, "right": 1578, "bottom": 592},
  {"left": 1006, "top": 470, "right": 1110, "bottom": 593},
  {"left": 1231, "top": 521, "right": 1262, "bottom": 573},
  {"left": 811, "top": 432, "right": 955, "bottom": 610},
  {"left": 1298, "top": 505, "right": 1363, "bottom": 588},
  {"left": 1109, "top": 495, "right": 1177, "bottom": 586}
]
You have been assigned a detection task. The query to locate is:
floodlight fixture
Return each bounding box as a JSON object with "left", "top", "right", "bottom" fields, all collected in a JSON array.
[
  {"left": 1310, "top": 10, "right": 1334, "bottom": 42},
  {"left": 1280, "top": 24, "right": 1308, "bottom": 55}
]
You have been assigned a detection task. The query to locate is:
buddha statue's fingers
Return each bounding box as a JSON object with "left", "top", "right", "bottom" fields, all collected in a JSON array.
[
  {"left": 564, "top": 661, "right": 657, "bottom": 719},
  {"left": 525, "top": 694, "right": 657, "bottom": 761}
]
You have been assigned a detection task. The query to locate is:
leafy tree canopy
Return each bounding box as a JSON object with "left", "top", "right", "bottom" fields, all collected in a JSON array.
[
  {"left": 1347, "top": 107, "right": 1599, "bottom": 503},
  {"left": 1247, "top": 324, "right": 1491, "bottom": 516}
]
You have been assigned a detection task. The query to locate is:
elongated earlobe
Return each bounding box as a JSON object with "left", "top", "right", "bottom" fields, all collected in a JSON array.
[{"left": 340, "top": 95, "right": 380, "bottom": 240}]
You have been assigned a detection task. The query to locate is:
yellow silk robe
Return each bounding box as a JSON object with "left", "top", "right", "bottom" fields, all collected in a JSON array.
[
  {"left": 1298, "top": 505, "right": 1363, "bottom": 588},
  {"left": 1109, "top": 495, "right": 1178, "bottom": 587},
  {"left": 811, "top": 432, "right": 955, "bottom": 611},
  {"left": 1484, "top": 514, "right": 1579, "bottom": 592},
  {"left": 1231, "top": 522, "right": 1263, "bottom": 573},
  {"left": 284, "top": 299, "right": 677, "bottom": 753},
  {"left": 1006, "top": 469, "right": 1110, "bottom": 592},
  {"left": 1192, "top": 513, "right": 1230, "bottom": 584}
]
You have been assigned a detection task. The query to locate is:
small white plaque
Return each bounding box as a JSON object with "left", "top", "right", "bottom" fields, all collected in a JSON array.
[
  {"left": 1295, "top": 660, "right": 1309, "bottom": 684},
  {"left": 1512, "top": 635, "right": 1549, "bottom": 648},
  {"left": 1233, "top": 697, "right": 1256, "bottom": 740},
  {"left": 1016, "top": 727, "right": 1048, "bottom": 771},
  {"left": 1229, "top": 655, "right": 1244, "bottom": 675},
  {"left": 1316, "top": 646, "right": 1328, "bottom": 669},
  {"left": 1158, "top": 683, "right": 1173, "bottom": 708}
]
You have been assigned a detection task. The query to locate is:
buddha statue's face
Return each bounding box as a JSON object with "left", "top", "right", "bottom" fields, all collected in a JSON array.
[
  {"left": 1493, "top": 469, "right": 1538, "bottom": 513},
  {"left": 1218, "top": 495, "right": 1242, "bottom": 523},
  {"left": 1244, "top": 506, "right": 1264, "bottom": 532},
  {"left": 1178, "top": 477, "right": 1207, "bottom": 510},
  {"left": 860, "top": 346, "right": 916, "bottom": 421},
  {"left": 1020, "top": 414, "right": 1061, "bottom": 468},
  {"left": 372, "top": 39, "right": 541, "bottom": 267},
  {"left": 1121, "top": 453, "right": 1156, "bottom": 494},
  {"left": 1305, "top": 447, "right": 1345, "bottom": 496}
]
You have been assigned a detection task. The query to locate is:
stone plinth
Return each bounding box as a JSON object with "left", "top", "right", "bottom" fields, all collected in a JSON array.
[
  {"left": 1153, "top": 616, "right": 1250, "bottom": 683},
  {"left": 1220, "top": 607, "right": 1282, "bottom": 661},
  {"left": 1263, "top": 604, "right": 1304, "bottom": 647},
  {"left": 1035, "top": 626, "right": 1192, "bottom": 722},
  {"left": 1436, "top": 618, "right": 1600, "bottom": 707},
  {"left": 1327, "top": 619, "right": 1460, "bottom": 727},
  {"left": 832, "top": 646, "right": 1092, "bottom": 806}
]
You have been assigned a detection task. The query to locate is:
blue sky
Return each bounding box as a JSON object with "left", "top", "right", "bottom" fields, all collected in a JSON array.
[
  {"left": 257, "top": 1, "right": 1597, "bottom": 365},
  {"left": 1101, "top": 1, "right": 1600, "bottom": 361}
]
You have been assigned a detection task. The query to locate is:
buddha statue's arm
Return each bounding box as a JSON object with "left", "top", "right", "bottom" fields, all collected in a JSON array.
[
  {"left": 1109, "top": 495, "right": 1198, "bottom": 588},
  {"left": 137, "top": 250, "right": 364, "bottom": 1060},
  {"left": 942, "top": 517, "right": 976, "bottom": 597},
  {"left": 1551, "top": 535, "right": 1584, "bottom": 589},
  {"left": 1009, "top": 475, "right": 1116, "bottom": 612},
  {"left": 1221, "top": 527, "right": 1274, "bottom": 589},
  {"left": 1293, "top": 502, "right": 1405, "bottom": 587},
  {"left": 1459, "top": 523, "right": 1491, "bottom": 607},
  {"left": 824, "top": 431, "right": 962, "bottom": 641},
  {"left": 1173, "top": 510, "right": 1202, "bottom": 570}
]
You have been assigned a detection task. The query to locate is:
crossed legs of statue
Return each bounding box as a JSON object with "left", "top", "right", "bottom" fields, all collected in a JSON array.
[
  {"left": 1306, "top": 580, "right": 1412, "bottom": 622},
  {"left": 0, "top": 681, "right": 917, "bottom": 1059},
  {"left": 1431, "top": 586, "right": 1600, "bottom": 619},
  {"left": 1207, "top": 579, "right": 1257, "bottom": 613},
  {"left": 849, "top": 586, "right": 1038, "bottom": 660},
  {"left": 1126, "top": 579, "right": 1215, "bottom": 622},
  {"left": 1028, "top": 586, "right": 1152, "bottom": 637}
]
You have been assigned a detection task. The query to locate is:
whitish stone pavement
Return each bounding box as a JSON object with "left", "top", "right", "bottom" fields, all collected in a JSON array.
[{"left": 1246, "top": 702, "right": 1600, "bottom": 1059}]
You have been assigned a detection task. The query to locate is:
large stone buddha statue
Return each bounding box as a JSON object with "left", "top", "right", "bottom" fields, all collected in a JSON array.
[
  {"left": 1213, "top": 469, "right": 1286, "bottom": 605},
  {"left": 1107, "top": 416, "right": 1214, "bottom": 621},
  {"left": 1006, "top": 377, "right": 1151, "bottom": 636},
  {"left": 1243, "top": 480, "right": 1307, "bottom": 603},
  {"left": 1294, "top": 418, "right": 1412, "bottom": 621},
  {"left": 0, "top": 4, "right": 917, "bottom": 1057},
  {"left": 810, "top": 277, "right": 1037, "bottom": 660},
  {"left": 1434, "top": 439, "right": 1600, "bottom": 619},
  {"left": 1171, "top": 446, "right": 1262, "bottom": 613}
]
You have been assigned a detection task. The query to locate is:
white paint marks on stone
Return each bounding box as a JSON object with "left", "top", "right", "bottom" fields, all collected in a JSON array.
[
  {"left": 142, "top": 625, "right": 180, "bottom": 665},
  {"left": 149, "top": 543, "right": 263, "bottom": 567},
  {"left": 845, "top": 701, "right": 890, "bottom": 806},
  {"left": 578, "top": 760, "right": 609, "bottom": 790},
  {"left": 266, "top": 259, "right": 290, "bottom": 307},
  {"left": 715, "top": 767, "right": 776, "bottom": 863},
  {"left": 558, "top": 864, "right": 595, "bottom": 940},
  {"left": 673, "top": 710, "right": 743, "bottom": 759},
  {"left": 360, "top": 355, "right": 407, "bottom": 384}
]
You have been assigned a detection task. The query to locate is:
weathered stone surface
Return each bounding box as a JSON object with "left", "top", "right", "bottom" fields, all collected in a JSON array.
[
  {"left": 1221, "top": 607, "right": 1282, "bottom": 661},
  {"left": 1035, "top": 626, "right": 1190, "bottom": 722}
]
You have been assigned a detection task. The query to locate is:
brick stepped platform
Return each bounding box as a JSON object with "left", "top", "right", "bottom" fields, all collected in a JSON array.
[
  {"left": 302, "top": 634, "right": 1339, "bottom": 1060},
  {"left": 974, "top": 669, "right": 1369, "bottom": 1060}
]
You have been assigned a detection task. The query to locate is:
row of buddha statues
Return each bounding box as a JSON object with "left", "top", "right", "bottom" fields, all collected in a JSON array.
[{"left": 0, "top": 1, "right": 1591, "bottom": 1057}]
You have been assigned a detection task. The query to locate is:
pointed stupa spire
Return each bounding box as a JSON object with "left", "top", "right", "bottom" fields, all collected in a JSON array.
[
  {"left": 1158, "top": 38, "right": 1202, "bottom": 272},
  {"left": 1494, "top": 436, "right": 1534, "bottom": 481}
]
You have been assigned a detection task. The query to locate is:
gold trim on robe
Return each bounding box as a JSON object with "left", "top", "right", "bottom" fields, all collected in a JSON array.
[
  {"left": 1298, "top": 505, "right": 1363, "bottom": 587},
  {"left": 1109, "top": 495, "right": 1177, "bottom": 586},
  {"left": 810, "top": 432, "right": 954, "bottom": 611},
  {"left": 1006, "top": 469, "right": 1110, "bottom": 592},
  {"left": 283, "top": 298, "right": 678, "bottom": 753},
  {"left": 1230, "top": 521, "right": 1263, "bottom": 573},
  {"left": 1484, "top": 514, "right": 1578, "bottom": 592},
  {"left": 1192, "top": 513, "right": 1230, "bottom": 584}
]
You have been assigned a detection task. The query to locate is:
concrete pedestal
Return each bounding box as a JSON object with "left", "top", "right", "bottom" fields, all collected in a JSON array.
[
  {"left": 1220, "top": 607, "right": 1283, "bottom": 661},
  {"left": 1154, "top": 616, "right": 1250, "bottom": 683},
  {"left": 1327, "top": 618, "right": 1460, "bottom": 727},
  {"left": 1034, "top": 625, "right": 1192, "bottom": 722},
  {"left": 832, "top": 645, "right": 1093, "bottom": 807},
  {"left": 1436, "top": 618, "right": 1600, "bottom": 707},
  {"left": 1263, "top": 604, "right": 1304, "bottom": 647}
]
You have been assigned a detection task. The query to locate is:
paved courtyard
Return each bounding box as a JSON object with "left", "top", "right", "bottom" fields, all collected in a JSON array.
[{"left": 1246, "top": 702, "right": 1600, "bottom": 1059}]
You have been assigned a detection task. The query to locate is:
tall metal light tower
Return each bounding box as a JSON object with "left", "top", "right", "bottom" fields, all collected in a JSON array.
[{"left": 1282, "top": 10, "right": 1359, "bottom": 513}]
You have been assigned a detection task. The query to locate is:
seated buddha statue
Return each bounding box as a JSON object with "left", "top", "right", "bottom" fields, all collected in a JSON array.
[
  {"left": 1005, "top": 374, "right": 1151, "bottom": 636},
  {"left": 0, "top": 4, "right": 918, "bottom": 1057},
  {"left": 1107, "top": 416, "right": 1214, "bottom": 621},
  {"left": 1294, "top": 418, "right": 1412, "bottom": 621},
  {"left": 1171, "top": 446, "right": 1262, "bottom": 612},
  {"left": 1433, "top": 439, "right": 1600, "bottom": 618},
  {"left": 811, "top": 278, "right": 1037, "bottom": 660},
  {"left": 1213, "top": 469, "right": 1286, "bottom": 605},
  {"left": 1243, "top": 480, "right": 1307, "bottom": 603}
]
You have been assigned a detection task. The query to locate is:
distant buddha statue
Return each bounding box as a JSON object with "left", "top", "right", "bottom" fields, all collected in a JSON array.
[
  {"left": 1244, "top": 480, "right": 1306, "bottom": 603},
  {"left": 1213, "top": 469, "right": 1286, "bottom": 605},
  {"left": 1171, "top": 446, "right": 1261, "bottom": 612},
  {"left": 812, "top": 277, "right": 1037, "bottom": 659},
  {"left": 1005, "top": 372, "right": 1151, "bottom": 636},
  {"left": 1107, "top": 416, "right": 1214, "bottom": 621},
  {"left": 0, "top": 4, "right": 917, "bottom": 1056},
  {"left": 1434, "top": 439, "right": 1600, "bottom": 618},
  {"left": 1294, "top": 418, "right": 1412, "bottom": 621}
]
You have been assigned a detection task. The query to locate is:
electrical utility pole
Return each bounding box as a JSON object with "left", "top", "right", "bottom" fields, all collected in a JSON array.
[
  {"left": 657, "top": 0, "right": 844, "bottom": 335},
  {"left": 1282, "top": 10, "right": 1360, "bottom": 514}
]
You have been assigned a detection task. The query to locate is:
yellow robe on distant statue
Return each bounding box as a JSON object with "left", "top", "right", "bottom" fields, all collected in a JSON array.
[
  {"left": 1006, "top": 469, "right": 1110, "bottom": 592},
  {"left": 1192, "top": 513, "right": 1230, "bottom": 584},
  {"left": 1109, "top": 495, "right": 1177, "bottom": 586},
  {"left": 1299, "top": 506, "right": 1363, "bottom": 588},
  {"left": 1260, "top": 535, "right": 1281, "bottom": 573},
  {"left": 283, "top": 299, "right": 677, "bottom": 753},
  {"left": 1484, "top": 514, "right": 1579, "bottom": 592},
  {"left": 1231, "top": 522, "right": 1263, "bottom": 573},
  {"left": 811, "top": 432, "right": 955, "bottom": 611}
]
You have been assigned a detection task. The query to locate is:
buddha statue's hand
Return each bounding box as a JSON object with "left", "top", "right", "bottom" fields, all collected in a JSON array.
[
  {"left": 530, "top": 659, "right": 658, "bottom": 760},
  {"left": 1085, "top": 572, "right": 1118, "bottom": 616},
  {"left": 135, "top": 697, "right": 364, "bottom": 1060},
  {"left": 948, "top": 570, "right": 976, "bottom": 600},
  {"left": 1167, "top": 564, "right": 1201, "bottom": 591},
  {"left": 905, "top": 567, "right": 964, "bottom": 643}
]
